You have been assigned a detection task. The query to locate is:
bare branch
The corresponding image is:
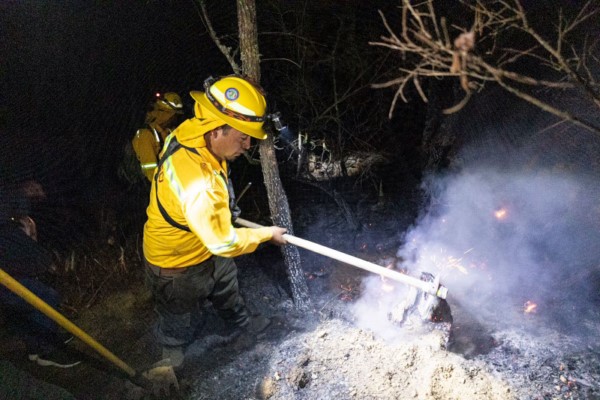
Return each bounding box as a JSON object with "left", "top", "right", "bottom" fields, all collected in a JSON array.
[
  {"left": 495, "top": 74, "right": 600, "bottom": 134},
  {"left": 426, "top": 0, "right": 442, "bottom": 44},
  {"left": 413, "top": 76, "right": 429, "bottom": 103},
  {"left": 371, "top": 0, "right": 600, "bottom": 135},
  {"left": 197, "top": 0, "right": 241, "bottom": 74},
  {"left": 261, "top": 57, "right": 302, "bottom": 69},
  {"left": 442, "top": 91, "right": 472, "bottom": 114}
]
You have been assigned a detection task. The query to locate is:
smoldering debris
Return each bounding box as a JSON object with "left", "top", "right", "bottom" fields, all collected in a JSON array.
[
  {"left": 351, "top": 165, "right": 600, "bottom": 338},
  {"left": 400, "top": 169, "right": 599, "bottom": 332}
]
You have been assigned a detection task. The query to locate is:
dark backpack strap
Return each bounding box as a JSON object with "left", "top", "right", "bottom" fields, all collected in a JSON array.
[{"left": 154, "top": 137, "right": 199, "bottom": 232}]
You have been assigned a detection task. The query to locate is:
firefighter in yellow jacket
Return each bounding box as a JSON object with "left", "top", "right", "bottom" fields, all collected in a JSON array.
[
  {"left": 132, "top": 92, "right": 184, "bottom": 181},
  {"left": 143, "top": 76, "right": 287, "bottom": 367}
]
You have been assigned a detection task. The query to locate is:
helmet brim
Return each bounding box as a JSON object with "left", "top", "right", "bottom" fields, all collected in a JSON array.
[{"left": 190, "top": 91, "right": 267, "bottom": 140}]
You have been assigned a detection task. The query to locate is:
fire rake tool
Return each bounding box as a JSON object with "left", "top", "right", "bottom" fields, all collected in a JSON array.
[
  {"left": 235, "top": 218, "right": 448, "bottom": 300},
  {"left": 0, "top": 267, "right": 179, "bottom": 396}
]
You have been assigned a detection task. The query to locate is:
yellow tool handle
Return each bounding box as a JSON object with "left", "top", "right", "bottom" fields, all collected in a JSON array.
[
  {"left": 235, "top": 218, "right": 448, "bottom": 299},
  {"left": 0, "top": 267, "right": 136, "bottom": 377}
]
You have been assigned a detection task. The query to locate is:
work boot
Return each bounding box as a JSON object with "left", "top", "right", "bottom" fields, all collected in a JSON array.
[
  {"left": 244, "top": 315, "right": 272, "bottom": 336},
  {"left": 162, "top": 345, "right": 185, "bottom": 368},
  {"left": 230, "top": 315, "right": 272, "bottom": 351}
]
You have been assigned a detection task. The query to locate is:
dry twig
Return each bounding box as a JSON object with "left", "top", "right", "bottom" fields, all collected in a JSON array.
[
  {"left": 195, "top": 0, "right": 241, "bottom": 74},
  {"left": 371, "top": 0, "right": 600, "bottom": 135}
]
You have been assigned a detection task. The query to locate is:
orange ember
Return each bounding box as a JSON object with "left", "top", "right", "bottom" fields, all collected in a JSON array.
[
  {"left": 494, "top": 207, "right": 508, "bottom": 220},
  {"left": 430, "top": 249, "right": 470, "bottom": 275},
  {"left": 524, "top": 300, "right": 537, "bottom": 313}
]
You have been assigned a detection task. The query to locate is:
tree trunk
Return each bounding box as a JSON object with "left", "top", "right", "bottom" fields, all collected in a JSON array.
[
  {"left": 422, "top": 80, "right": 456, "bottom": 173},
  {"left": 237, "top": 0, "right": 311, "bottom": 312}
]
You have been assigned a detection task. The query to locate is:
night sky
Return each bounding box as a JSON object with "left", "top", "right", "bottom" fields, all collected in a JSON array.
[
  {"left": 2, "top": 1, "right": 233, "bottom": 197},
  {"left": 1, "top": 1, "right": 597, "bottom": 217}
]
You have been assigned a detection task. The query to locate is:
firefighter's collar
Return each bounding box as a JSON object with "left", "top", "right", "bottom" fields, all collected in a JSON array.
[{"left": 174, "top": 118, "right": 227, "bottom": 174}]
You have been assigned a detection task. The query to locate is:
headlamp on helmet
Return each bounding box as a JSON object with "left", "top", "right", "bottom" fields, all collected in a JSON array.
[
  {"left": 154, "top": 92, "right": 184, "bottom": 114},
  {"left": 267, "top": 111, "right": 295, "bottom": 145}
]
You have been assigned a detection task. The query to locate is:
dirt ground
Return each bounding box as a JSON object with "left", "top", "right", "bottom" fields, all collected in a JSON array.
[
  {"left": 1, "top": 182, "right": 599, "bottom": 400},
  {"left": 2, "top": 241, "right": 599, "bottom": 400}
]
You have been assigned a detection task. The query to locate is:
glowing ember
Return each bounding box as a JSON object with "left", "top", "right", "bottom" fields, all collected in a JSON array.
[
  {"left": 494, "top": 207, "right": 508, "bottom": 220},
  {"left": 340, "top": 284, "right": 352, "bottom": 292},
  {"left": 524, "top": 300, "right": 537, "bottom": 313},
  {"left": 447, "top": 256, "right": 468, "bottom": 274},
  {"left": 428, "top": 248, "right": 471, "bottom": 275},
  {"left": 340, "top": 293, "right": 353, "bottom": 301},
  {"left": 338, "top": 283, "right": 355, "bottom": 301}
]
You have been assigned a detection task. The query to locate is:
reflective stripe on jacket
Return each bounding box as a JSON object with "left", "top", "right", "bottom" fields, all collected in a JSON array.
[
  {"left": 132, "top": 110, "right": 176, "bottom": 181},
  {"left": 143, "top": 118, "right": 273, "bottom": 268}
]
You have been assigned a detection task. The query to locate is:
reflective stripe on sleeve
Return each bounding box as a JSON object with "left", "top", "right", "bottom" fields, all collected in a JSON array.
[
  {"left": 141, "top": 163, "right": 158, "bottom": 170},
  {"left": 206, "top": 227, "right": 239, "bottom": 254},
  {"left": 163, "top": 157, "right": 185, "bottom": 202}
]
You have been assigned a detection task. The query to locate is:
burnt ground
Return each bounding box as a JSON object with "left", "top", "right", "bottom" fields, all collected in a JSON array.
[
  {"left": 1, "top": 180, "right": 600, "bottom": 400},
  {"left": 2, "top": 242, "right": 599, "bottom": 400}
]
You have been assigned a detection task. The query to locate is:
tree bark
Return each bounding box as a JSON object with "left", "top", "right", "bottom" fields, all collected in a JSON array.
[{"left": 237, "top": 0, "right": 311, "bottom": 312}]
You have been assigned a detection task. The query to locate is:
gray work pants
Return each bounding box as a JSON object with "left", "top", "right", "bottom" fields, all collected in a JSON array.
[{"left": 144, "top": 256, "right": 250, "bottom": 347}]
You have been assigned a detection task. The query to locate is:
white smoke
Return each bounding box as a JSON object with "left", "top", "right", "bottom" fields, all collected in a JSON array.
[
  {"left": 353, "top": 166, "right": 600, "bottom": 337},
  {"left": 407, "top": 169, "right": 598, "bottom": 315},
  {"left": 351, "top": 274, "right": 412, "bottom": 343},
  {"left": 353, "top": 86, "right": 600, "bottom": 339}
]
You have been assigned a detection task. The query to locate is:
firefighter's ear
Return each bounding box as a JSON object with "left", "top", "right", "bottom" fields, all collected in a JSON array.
[
  {"left": 212, "top": 126, "right": 225, "bottom": 138},
  {"left": 206, "top": 127, "right": 224, "bottom": 145}
]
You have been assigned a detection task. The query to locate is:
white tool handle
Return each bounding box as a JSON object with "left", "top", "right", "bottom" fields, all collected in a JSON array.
[{"left": 235, "top": 218, "right": 447, "bottom": 299}]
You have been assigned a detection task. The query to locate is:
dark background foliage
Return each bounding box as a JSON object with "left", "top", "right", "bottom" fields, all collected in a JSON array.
[
  {"left": 1, "top": 1, "right": 417, "bottom": 246},
  {"left": 1, "top": 0, "right": 596, "bottom": 250}
]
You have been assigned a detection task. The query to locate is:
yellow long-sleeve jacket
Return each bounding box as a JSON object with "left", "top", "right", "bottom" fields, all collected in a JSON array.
[
  {"left": 132, "top": 109, "right": 178, "bottom": 181},
  {"left": 132, "top": 127, "right": 161, "bottom": 181},
  {"left": 143, "top": 118, "right": 273, "bottom": 268}
]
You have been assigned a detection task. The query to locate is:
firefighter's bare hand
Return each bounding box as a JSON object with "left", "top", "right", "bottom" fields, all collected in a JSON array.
[{"left": 269, "top": 226, "right": 288, "bottom": 245}]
